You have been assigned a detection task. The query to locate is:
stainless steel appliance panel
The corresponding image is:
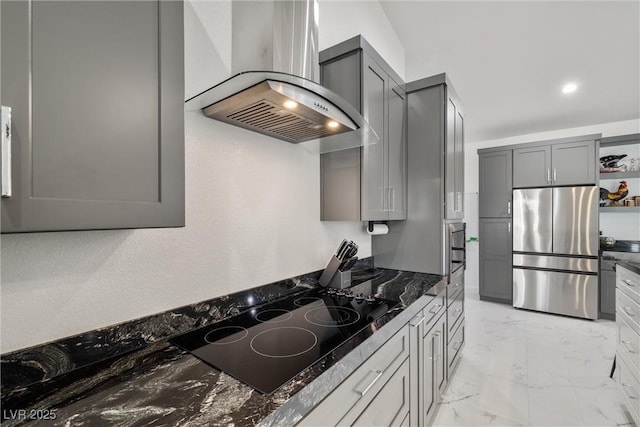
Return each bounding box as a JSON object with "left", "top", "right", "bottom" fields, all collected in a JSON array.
[
  {"left": 513, "top": 188, "right": 552, "bottom": 253},
  {"left": 512, "top": 254, "right": 598, "bottom": 273},
  {"left": 552, "top": 186, "right": 599, "bottom": 256},
  {"left": 513, "top": 268, "right": 598, "bottom": 319},
  {"left": 447, "top": 222, "right": 466, "bottom": 280}
]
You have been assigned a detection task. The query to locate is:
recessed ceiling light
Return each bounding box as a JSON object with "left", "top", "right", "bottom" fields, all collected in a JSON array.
[
  {"left": 562, "top": 83, "right": 578, "bottom": 94},
  {"left": 283, "top": 100, "right": 298, "bottom": 109}
]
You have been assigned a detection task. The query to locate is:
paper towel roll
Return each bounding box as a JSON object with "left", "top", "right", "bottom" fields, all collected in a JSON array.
[{"left": 367, "top": 223, "right": 389, "bottom": 235}]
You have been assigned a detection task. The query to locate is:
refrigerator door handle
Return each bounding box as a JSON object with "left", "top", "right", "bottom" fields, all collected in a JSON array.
[{"left": 553, "top": 168, "right": 557, "bottom": 182}]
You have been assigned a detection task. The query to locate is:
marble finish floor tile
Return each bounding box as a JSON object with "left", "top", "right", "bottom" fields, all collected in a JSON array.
[{"left": 432, "top": 288, "right": 635, "bottom": 427}]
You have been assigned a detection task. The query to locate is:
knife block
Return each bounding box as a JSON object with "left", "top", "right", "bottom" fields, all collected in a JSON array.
[
  {"left": 328, "top": 269, "right": 351, "bottom": 289},
  {"left": 318, "top": 255, "right": 341, "bottom": 287}
]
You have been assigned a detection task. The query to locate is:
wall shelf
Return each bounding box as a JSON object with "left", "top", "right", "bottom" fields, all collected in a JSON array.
[
  {"left": 600, "top": 171, "right": 640, "bottom": 180},
  {"left": 600, "top": 206, "right": 640, "bottom": 212}
]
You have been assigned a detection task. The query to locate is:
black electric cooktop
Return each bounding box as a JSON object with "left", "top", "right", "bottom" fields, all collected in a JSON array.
[{"left": 171, "top": 287, "right": 398, "bottom": 394}]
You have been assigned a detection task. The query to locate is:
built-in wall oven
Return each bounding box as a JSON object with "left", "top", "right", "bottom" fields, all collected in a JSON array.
[{"left": 447, "top": 222, "right": 466, "bottom": 282}]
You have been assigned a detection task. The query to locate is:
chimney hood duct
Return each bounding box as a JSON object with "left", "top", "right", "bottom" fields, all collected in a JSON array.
[{"left": 184, "top": 0, "right": 377, "bottom": 152}]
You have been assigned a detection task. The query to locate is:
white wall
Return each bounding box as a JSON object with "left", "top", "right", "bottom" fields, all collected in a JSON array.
[
  {"left": 318, "top": 0, "right": 405, "bottom": 79},
  {"left": 463, "top": 118, "right": 640, "bottom": 289},
  {"left": 0, "top": 1, "right": 402, "bottom": 353}
]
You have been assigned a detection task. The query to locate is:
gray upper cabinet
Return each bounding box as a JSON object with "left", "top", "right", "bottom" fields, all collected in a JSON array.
[
  {"left": 513, "top": 136, "right": 597, "bottom": 188},
  {"left": 479, "top": 149, "right": 512, "bottom": 218},
  {"left": 1, "top": 1, "right": 185, "bottom": 233},
  {"left": 513, "top": 145, "right": 551, "bottom": 188},
  {"left": 551, "top": 140, "right": 597, "bottom": 186},
  {"left": 319, "top": 35, "right": 406, "bottom": 222}
]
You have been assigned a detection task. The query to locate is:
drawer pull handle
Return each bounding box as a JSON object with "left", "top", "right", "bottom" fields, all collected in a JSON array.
[
  {"left": 428, "top": 304, "right": 442, "bottom": 314},
  {"left": 356, "top": 369, "right": 383, "bottom": 397},
  {"left": 621, "top": 340, "right": 636, "bottom": 353},
  {"left": 410, "top": 316, "right": 426, "bottom": 328},
  {"left": 623, "top": 279, "right": 638, "bottom": 287},
  {"left": 622, "top": 383, "right": 638, "bottom": 400},
  {"left": 623, "top": 307, "right": 635, "bottom": 317}
]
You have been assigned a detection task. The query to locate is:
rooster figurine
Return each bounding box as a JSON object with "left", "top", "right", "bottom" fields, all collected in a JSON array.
[{"left": 599, "top": 181, "right": 629, "bottom": 206}]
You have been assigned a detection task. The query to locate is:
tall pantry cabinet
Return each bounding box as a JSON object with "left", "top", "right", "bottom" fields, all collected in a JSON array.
[
  {"left": 373, "top": 73, "right": 465, "bottom": 275},
  {"left": 1, "top": 1, "right": 185, "bottom": 232},
  {"left": 478, "top": 148, "right": 513, "bottom": 303}
]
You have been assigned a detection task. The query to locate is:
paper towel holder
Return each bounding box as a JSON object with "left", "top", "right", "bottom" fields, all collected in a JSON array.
[{"left": 367, "top": 221, "right": 389, "bottom": 235}]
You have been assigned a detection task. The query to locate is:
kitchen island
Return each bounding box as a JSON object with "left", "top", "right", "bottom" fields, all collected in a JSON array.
[{"left": 1, "top": 259, "right": 447, "bottom": 426}]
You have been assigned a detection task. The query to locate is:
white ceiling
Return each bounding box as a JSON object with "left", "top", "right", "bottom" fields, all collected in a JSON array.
[{"left": 380, "top": 1, "right": 640, "bottom": 143}]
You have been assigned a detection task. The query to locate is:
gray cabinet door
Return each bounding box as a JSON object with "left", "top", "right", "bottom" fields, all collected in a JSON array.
[
  {"left": 551, "top": 139, "right": 596, "bottom": 185},
  {"left": 479, "top": 149, "right": 513, "bottom": 218},
  {"left": 445, "top": 94, "right": 464, "bottom": 220},
  {"left": 1, "top": 0, "right": 184, "bottom": 232},
  {"left": 388, "top": 78, "right": 407, "bottom": 220},
  {"left": 422, "top": 324, "right": 437, "bottom": 425},
  {"left": 513, "top": 145, "right": 551, "bottom": 188},
  {"left": 319, "top": 50, "right": 361, "bottom": 222},
  {"left": 361, "top": 53, "right": 388, "bottom": 221},
  {"left": 479, "top": 218, "right": 513, "bottom": 303},
  {"left": 454, "top": 104, "right": 465, "bottom": 218},
  {"left": 349, "top": 358, "right": 411, "bottom": 427},
  {"left": 600, "top": 267, "right": 616, "bottom": 319}
]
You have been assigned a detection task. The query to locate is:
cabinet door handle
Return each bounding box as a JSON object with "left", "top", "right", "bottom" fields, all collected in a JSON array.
[
  {"left": 508, "top": 221, "right": 511, "bottom": 233},
  {"left": 428, "top": 304, "right": 442, "bottom": 314},
  {"left": 1, "top": 106, "right": 12, "bottom": 198},
  {"left": 410, "top": 315, "right": 426, "bottom": 327},
  {"left": 356, "top": 369, "right": 383, "bottom": 397},
  {"left": 454, "top": 308, "right": 463, "bottom": 314},
  {"left": 623, "top": 307, "right": 635, "bottom": 317},
  {"left": 622, "top": 383, "right": 638, "bottom": 400},
  {"left": 547, "top": 168, "right": 551, "bottom": 184},
  {"left": 621, "top": 340, "right": 636, "bottom": 353},
  {"left": 623, "top": 279, "right": 638, "bottom": 287},
  {"left": 453, "top": 340, "right": 463, "bottom": 350},
  {"left": 553, "top": 168, "right": 557, "bottom": 182},
  {"left": 390, "top": 187, "right": 395, "bottom": 212},
  {"left": 507, "top": 201, "right": 511, "bottom": 215}
]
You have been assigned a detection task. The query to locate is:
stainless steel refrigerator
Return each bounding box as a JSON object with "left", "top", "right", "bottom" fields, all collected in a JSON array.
[{"left": 512, "top": 186, "right": 599, "bottom": 319}]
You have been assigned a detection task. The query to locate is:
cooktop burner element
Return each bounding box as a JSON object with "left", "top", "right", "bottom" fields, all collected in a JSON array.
[
  {"left": 204, "top": 326, "right": 248, "bottom": 345},
  {"left": 250, "top": 327, "right": 318, "bottom": 358},
  {"left": 304, "top": 306, "right": 360, "bottom": 327},
  {"left": 170, "top": 288, "right": 398, "bottom": 394}
]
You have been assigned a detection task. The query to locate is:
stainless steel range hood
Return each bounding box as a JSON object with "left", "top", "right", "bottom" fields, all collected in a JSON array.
[{"left": 184, "top": 0, "right": 377, "bottom": 152}]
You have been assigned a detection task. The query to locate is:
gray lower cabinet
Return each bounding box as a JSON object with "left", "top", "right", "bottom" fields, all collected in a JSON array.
[
  {"left": 513, "top": 135, "right": 597, "bottom": 188},
  {"left": 479, "top": 149, "right": 512, "bottom": 218},
  {"left": 1, "top": 0, "right": 185, "bottom": 232},
  {"left": 409, "top": 294, "right": 446, "bottom": 427},
  {"left": 615, "top": 265, "right": 640, "bottom": 426},
  {"left": 319, "top": 35, "right": 406, "bottom": 221},
  {"left": 600, "top": 257, "right": 617, "bottom": 320},
  {"left": 479, "top": 218, "right": 513, "bottom": 303},
  {"left": 298, "top": 286, "right": 460, "bottom": 427},
  {"left": 298, "top": 323, "right": 411, "bottom": 426}
]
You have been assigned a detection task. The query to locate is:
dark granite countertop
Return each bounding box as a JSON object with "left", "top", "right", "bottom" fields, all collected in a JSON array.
[
  {"left": 617, "top": 260, "right": 640, "bottom": 276},
  {"left": 600, "top": 240, "right": 640, "bottom": 254},
  {"left": 1, "top": 259, "right": 444, "bottom": 426}
]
